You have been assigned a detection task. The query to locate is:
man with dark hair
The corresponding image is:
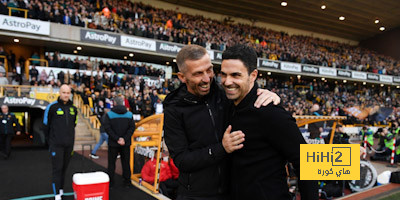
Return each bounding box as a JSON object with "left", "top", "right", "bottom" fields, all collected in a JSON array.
[
  {"left": 164, "top": 44, "right": 280, "bottom": 200},
  {"left": 220, "top": 44, "right": 318, "bottom": 200},
  {"left": 103, "top": 96, "right": 135, "bottom": 188},
  {"left": 43, "top": 85, "right": 77, "bottom": 200},
  {"left": 29, "top": 65, "right": 39, "bottom": 81}
]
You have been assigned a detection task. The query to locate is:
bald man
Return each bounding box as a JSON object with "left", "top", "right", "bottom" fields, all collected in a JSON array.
[{"left": 43, "top": 84, "right": 77, "bottom": 200}]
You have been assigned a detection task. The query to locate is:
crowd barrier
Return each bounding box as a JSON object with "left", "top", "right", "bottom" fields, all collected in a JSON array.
[{"left": 130, "top": 114, "right": 164, "bottom": 193}]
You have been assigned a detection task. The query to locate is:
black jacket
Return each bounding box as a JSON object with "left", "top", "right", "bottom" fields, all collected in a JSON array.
[
  {"left": 99, "top": 114, "right": 107, "bottom": 133},
  {"left": 0, "top": 113, "right": 21, "bottom": 135},
  {"left": 163, "top": 80, "right": 230, "bottom": 198},
  {"left": 228, "top": 84, "right": 318, "bottom": 200},
  {"left": 43, "top": 98, "right": 77, "bottom": 147},
  {"left": 103, "top": 105, "right": 135, "bottom": 147}
]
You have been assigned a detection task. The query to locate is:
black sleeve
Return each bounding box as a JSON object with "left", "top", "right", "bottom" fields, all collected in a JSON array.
[
  {"left": 42, "top": 104, "right": 54, "bottom": 142},
  {"left": 164, "top": 107, "right": 227, "bottom": 173},
  {"left": 103, "top": 114, "right": 119, "bottom": 141},
  {"left": 266, "top": 105, "right": 319, "bottom": 200},
  {"left": 123, "top": 113, "right": 135, "bottom": 143}
]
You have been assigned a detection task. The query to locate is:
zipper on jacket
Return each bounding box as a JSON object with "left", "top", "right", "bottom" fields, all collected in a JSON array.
[
  {"left": 205, "top": 100, "right": 223, "bottom": 194},
  {"left": 64, "top": 105, "right": 69, "bottom": 127},
  {"left": 183, "top": 98, "right": 198, "bottom": 104},
  {"left": 205, "top": 101, "right": 219, "bottom": 142},
  {"left": 187, "top": 173, "right": 191, "bottom": 190}
]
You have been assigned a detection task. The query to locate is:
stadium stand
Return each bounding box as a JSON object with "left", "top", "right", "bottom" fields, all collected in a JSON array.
[
  {"left": 3, "top": 0, "right": 399, "bottom": 76},
  {"left": 1, "top": 0, "right": 400, "bottom": 199}
]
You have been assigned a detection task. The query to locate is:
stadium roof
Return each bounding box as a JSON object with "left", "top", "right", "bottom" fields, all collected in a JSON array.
[{"left": 161, "top": 0, "right": 400, "bottom": 41}]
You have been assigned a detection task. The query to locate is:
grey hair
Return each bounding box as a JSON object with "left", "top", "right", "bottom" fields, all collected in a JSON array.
[
  {"left": 114, "top": 96, "right": 124, "bottom": 106},
  {"left": 176, "top": 45, "right": 208, "bottom": 72}
]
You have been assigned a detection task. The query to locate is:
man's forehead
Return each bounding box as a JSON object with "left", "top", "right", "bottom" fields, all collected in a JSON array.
[
  {"left": 221, "top": 59, "right": 246, "bottom": 72},
  {"left": 185, "top": 58, "right": 213, "bottom": 72}
]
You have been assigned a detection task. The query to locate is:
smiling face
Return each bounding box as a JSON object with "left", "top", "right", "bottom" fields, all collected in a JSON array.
[
  {"left": 178, "top": 53, "right": 214, "bottom": 97},
  {"left": 221, "top": 59, "right": 257, "bottom": 105}
]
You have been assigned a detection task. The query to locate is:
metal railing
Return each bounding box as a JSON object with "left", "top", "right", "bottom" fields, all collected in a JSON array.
[
  {"left": 73, "top": 93, "right": 101, "bottom": 129},
  {"left": 0, "top": 85, "right": 58, "bottom": 99},
  {"left": 8, "top": 7, "right": 28, "bottom": 18},
  {"left": 25, "top": 58, "right": 49, "bottom": 79}
]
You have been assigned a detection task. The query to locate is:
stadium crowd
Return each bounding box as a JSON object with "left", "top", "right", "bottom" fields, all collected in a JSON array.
[
  {"left": 2, "top": 0, "right": 400, "bottom": 76},
  {"left": 255, "top": 76, "right": 400, "bottom": 125},
  {"left": 27, "top": 61, "right": 176, "bottom": 120},
  {"left": 44, "top": 51, "right": 166, "bottom": 76},
  {"left": 26, "top": 57, "right": 400, "bottom": 126}
]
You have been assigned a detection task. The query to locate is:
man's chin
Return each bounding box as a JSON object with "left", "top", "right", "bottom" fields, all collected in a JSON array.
[
  {"left": 199, "top": 90, "right": 210, "bottom": 96},
  {"left": 198, "top": 87, "right": 210, "bottom": 95},
  {"left": 225, "top": 94, "right": 237, "bottom": 101}
]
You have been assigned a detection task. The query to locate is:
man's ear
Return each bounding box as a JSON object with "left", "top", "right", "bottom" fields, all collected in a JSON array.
[
  {"left": 177, "top": 72, "right": 186, "bottom": 83},
  {"left": 250, "top": 69, "right": 258, "bottom": 82}
]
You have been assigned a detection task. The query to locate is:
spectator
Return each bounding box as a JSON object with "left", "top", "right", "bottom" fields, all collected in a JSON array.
[
  {"left": 141, "top": 156, "right": 179, "bottom": 198},
  {"left": 0, "top": 1, "right": 8, "bottom": 15},
  {"left": 89, "top": 112, "right": 109, "bottom": 159},
  {"left": 154, "top": 98, "right": 163, "bottom": 114},
  {"left": 0, "top": 70, "right": 9, "bottom": 85},
  {"left": 103, "top": 96, "right": 135, "bottom": 188},
  {"left": 39, "top": 69, "right": 48, "bottom": 82},
  {"left": 31, "top": 52, "right": 40, "bottom": 66},
  {"left": 0, "top": 105, "right": 21, "bottom": 159},
  {"left": 57, "top": 71, "right": 65, "bottom": 84}
]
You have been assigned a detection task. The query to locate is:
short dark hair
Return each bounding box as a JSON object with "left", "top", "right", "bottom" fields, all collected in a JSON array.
[
  {"left": 176, "top": 45, "right": 208, "bottom": 73},
  {"left": 222, "top": 44, "right": 258, "bottom": 74}
]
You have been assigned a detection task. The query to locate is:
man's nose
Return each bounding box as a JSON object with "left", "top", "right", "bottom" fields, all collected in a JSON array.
[
  {"left": 224, "top": 76, "right": 233, "bottom": 86},
  {"left": 201, "top": 73, "right": 210, "bottom": 83}
]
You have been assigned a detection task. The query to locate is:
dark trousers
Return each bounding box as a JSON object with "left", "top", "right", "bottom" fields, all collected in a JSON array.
[
  {"left": 108, "top": 145, "right": 131, "bottom": 184},
  {"left": 0, "top": 134, "right": 13, "bottom": 157},
  {"left": 160, "top": 179, "right": 179, "bottom": 199},
  {"left": 49, "top": 145, "right": 73, "bottom": 195}
]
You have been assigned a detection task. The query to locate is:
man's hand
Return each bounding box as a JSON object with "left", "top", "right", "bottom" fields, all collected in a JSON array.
[
  {"left": 255, "top": 89, "right": 281, "bottom": 108},
  {"left": 222, "top": 125, "right": 245, "bottom": 153},
  {"left": 16, "top": 131, "right": 21, "bottom": 136},
  {"left": 118, "top": 138, "right": 125, "bottom": 146}
]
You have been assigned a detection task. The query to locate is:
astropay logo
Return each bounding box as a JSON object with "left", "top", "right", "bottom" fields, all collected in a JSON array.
[
  {"left": 121, "top": 36, "right": 156, "bottom": 51},
  {"left": 3, "top": 97, "right": 35, "bottom": 105},
  {"left": 2, "top": 18, "right": 41, "bottom": 31},
  {"left": 158, "top": 43, "right": 182, "bottom": 53},
  {"left": 0, "top": 15, "right": 50, "bottom": 35},
  {"left": 85, "top": 31, "right": 117, "bottom": 44}
]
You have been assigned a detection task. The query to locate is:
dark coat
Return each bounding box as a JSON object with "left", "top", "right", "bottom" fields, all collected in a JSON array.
[
  {"left": 43, "top": 98, "right": 77, "bottom": 147},
  {"left": 228, "top": 84, "right": 318, "bottom": 200},
  {"left": 103, "top": 105, "right": 135, "bottom": 147},
  {"left": 163, "top": 80, "right": 231, "bottom": 198},
  {"left": 0, "top": 113, "right": 21, "bottom": 135}
]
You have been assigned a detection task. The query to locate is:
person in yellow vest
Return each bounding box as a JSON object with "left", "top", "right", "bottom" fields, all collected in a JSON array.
[
  {"left": 371, "top": 128, "right": 399, "bottom": 162},
  {"left": 391, "top": 121, "right": 400, "bottom": 136},
  {"left": 360, "top": 126, "right": 374, "bottom": 147}
]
